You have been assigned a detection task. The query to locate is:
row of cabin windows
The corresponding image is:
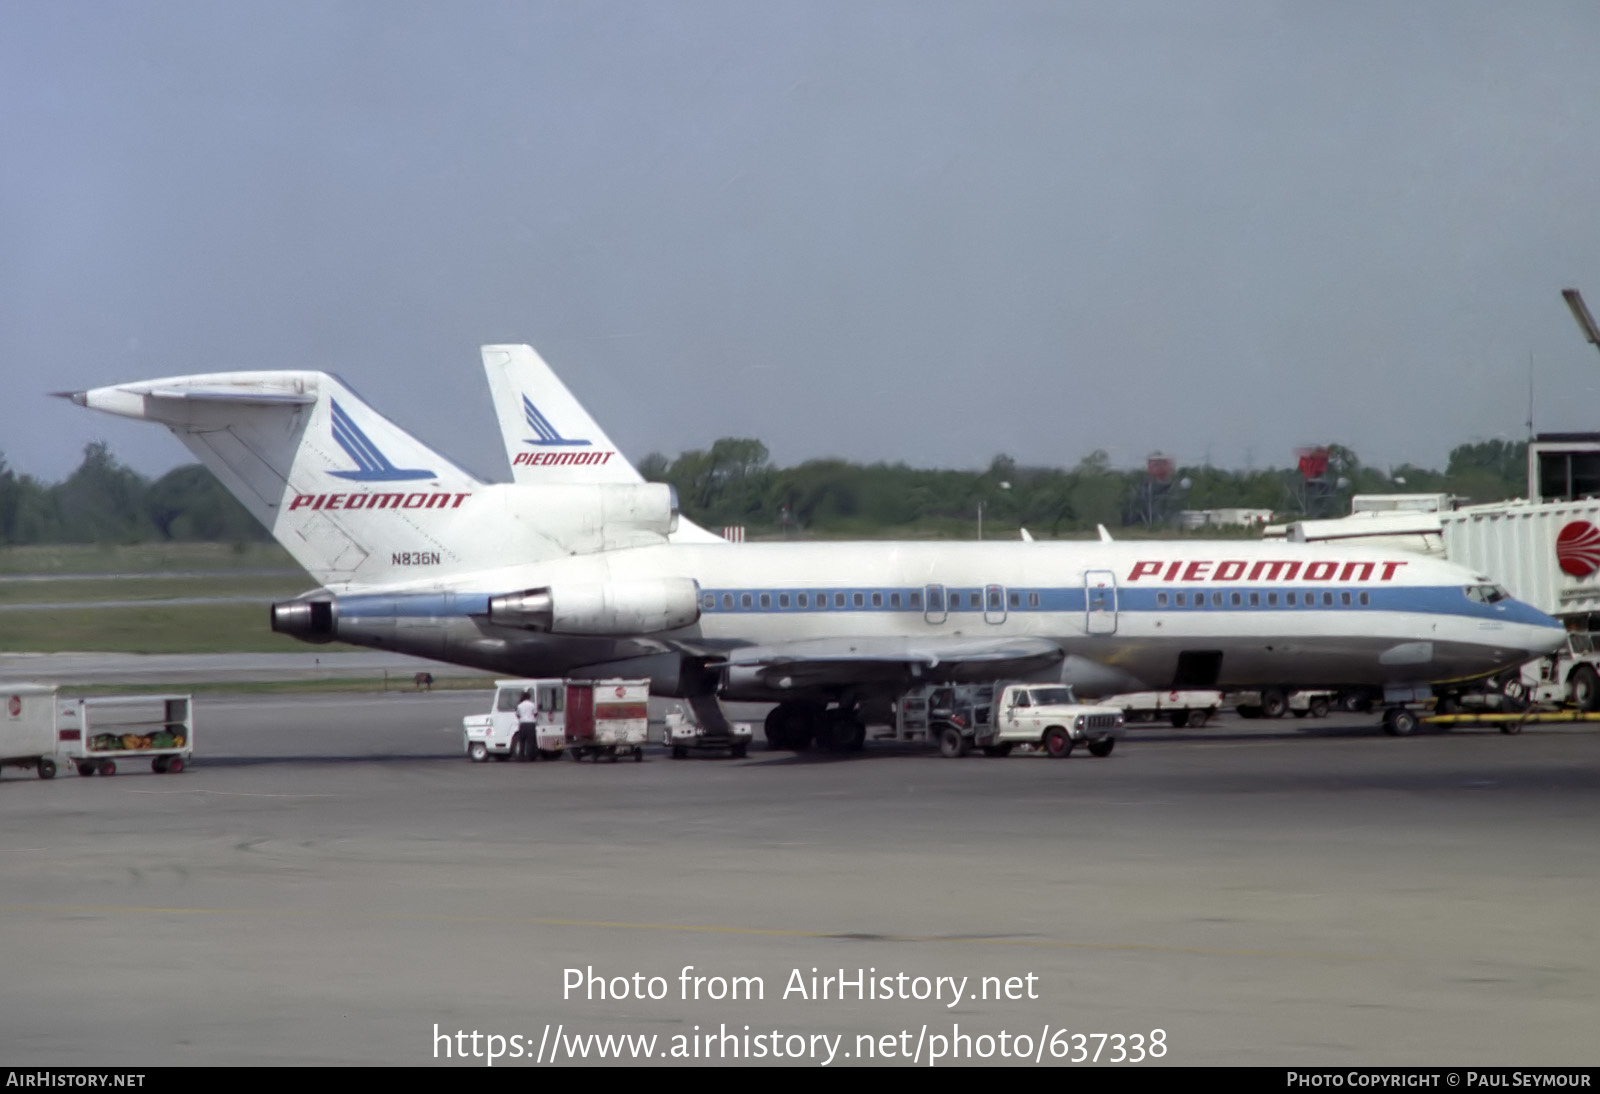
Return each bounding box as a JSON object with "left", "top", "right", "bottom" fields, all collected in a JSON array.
[
  {"left": 702, "top": 589, "right": 1047, "bottom": 611},
  {"left": 1154, "top": 590, "right": 1370, "bottom": 608}
]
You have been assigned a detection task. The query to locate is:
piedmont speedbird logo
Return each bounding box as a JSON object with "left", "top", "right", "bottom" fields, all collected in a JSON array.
[
  {"left": 513, "top": 394, "right": 617, "bottom": 468},
  {"left": 327, "top": 400, "right": 436, "bottom": 482},
  {"left": 1556, "top": 521, "right": 1600, "bottom": 578}
]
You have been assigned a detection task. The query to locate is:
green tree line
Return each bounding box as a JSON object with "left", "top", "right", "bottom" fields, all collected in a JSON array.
[
  {"left": 0, "top": 437, "right": 1530, "bottom": 545},
  {"left": 641, "top": 438, "right": 1532, "bottom": 538},
  {"left": 0, "top": 443, "right": 269, "bottom": 546}
]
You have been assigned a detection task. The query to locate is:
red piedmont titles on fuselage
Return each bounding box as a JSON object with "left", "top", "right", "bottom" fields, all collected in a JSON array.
[
  {"left": 287, "top": 492, "right": 472, "bottom": 512},
  {"left": 1125, "top": 560, "right": 1409, "bottom": 582}
]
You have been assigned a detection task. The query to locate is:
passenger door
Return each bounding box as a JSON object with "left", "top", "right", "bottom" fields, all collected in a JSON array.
[
  {"left": 924, "top": 583, "right": 947, "bottom": 625},
  {"left": 1085, "top": 571, "right": 1118, "bottom": 635},
  {"left": 984, "top": 584, "right": 1007, "bottom": 625}
]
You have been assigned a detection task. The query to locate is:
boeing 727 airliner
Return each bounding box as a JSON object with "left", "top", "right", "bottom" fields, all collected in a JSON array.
[{"left": 67, "top": 356, "right": 1564, "bottom": 748}]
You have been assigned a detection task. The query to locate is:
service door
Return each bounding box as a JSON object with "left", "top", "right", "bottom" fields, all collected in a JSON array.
[
  {"left": 1084, "top": 571, "right": 1118, "bottom": 635},
  {"left": 984, "top": 584, "right": 1007, "bottom": 625},
  {"left": 565, "top": 684, "right": 595, "bottom": 743},
  {"left": 924, "top": 584, "right": 947, "bottom": 625}
]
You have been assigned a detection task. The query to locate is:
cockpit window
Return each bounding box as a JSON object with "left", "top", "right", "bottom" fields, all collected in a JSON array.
[{"left": 1463, "top": 584, "right": 1510, "bottom": 605}]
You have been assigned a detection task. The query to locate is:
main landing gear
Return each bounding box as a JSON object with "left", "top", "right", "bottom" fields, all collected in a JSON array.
[{"left": 764, "top": 701, "right": 865, "bottom": 753}]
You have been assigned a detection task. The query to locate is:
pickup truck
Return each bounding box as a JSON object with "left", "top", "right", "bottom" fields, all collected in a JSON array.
[{"left": 920, "top": 682, "right": 1124, "bottom": 759}]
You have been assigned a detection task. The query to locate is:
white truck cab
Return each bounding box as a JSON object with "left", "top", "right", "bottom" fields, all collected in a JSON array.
[
  {"left": 463, "top": 679, "right": 567, "bottom": 762},
  {"left": 922, "top": 682, "right": 1123, "bottom": 758}
]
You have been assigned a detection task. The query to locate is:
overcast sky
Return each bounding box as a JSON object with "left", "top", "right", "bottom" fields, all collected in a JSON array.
[{"left": 5, "top": 1, "right": 1600, "bottom": 484}]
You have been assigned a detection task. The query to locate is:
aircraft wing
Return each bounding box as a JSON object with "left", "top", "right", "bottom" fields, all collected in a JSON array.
[{"left": 719, "top": 635, "right": 1066, "bottom": 689}]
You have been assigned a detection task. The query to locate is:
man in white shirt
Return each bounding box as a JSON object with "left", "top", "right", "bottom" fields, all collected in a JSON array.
[{"left": 514, "top": 690, "right": 538, "bottom": 761}]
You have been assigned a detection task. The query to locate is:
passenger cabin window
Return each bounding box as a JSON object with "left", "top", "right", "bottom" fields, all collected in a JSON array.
[
  {"left": 1157, "top": 593, "right": 1168, "bottom": 607},
  {"left": 798, "top": 593, "right": 809, "bottom": 608},
  {"left": 703, "top": 593, "right": 715, "bottom": 610},
  {"left": 890, "top": 592, "right": 901, "bottom": 608},
  {"left": 1340, "top": 592, "right": 1351, "bottom": 606},
  {"left": 1322, "top": 592, "right": 1333, "bottom": 607},
  {"left": 1268, "top": 592, "right": 1278, "bottom": 606},
  {"left": 871, "top": 592, "right": 882, "bottom": 608},
  {"left": 759, "top": 593, "right": 771, "bottom": 609},
  {"left": 1028, "top": 592, "right": 1040, "bottom": 608},
  {"left": 1230, "top": 592, "right": 1242, "bottom": 606},
  {"left": 741, "top": 593, "right": 753, "bottom": 609},
  {"left": 910, "top": 591, "right": 923, "bottom": 609},
  {"left": 1175, "top": 593, "right": 1187, "bottom": 606},
  {"left": 853, "top": 592, "right": 865, "bottom": 607},
  {"left": 1009, "top": 592, "right": 1019, "bottom": 608},
  {"left": 988, "top": 588, "right": 1003, "bottom": 610},
  {"left": 835, "top": 593, "right": 845, "bottom": 608},
  {"left": 1249, "top": 592, "right": 1259, "bottom": 607},
  {"left": 1286, "top": 592, "right": 1296, "bottom": 606},
  {"left": 925, "top": 588, "right": 941, "bottom": 611},
  {"left": 1359, "top": 592, "right": 1369, "bottom": 606},
  {"left": 779, "top": 593, "right": 790, "bottom": 608},
  {"left": 721, "top": 594, "right": 734, "bottom": 610}
]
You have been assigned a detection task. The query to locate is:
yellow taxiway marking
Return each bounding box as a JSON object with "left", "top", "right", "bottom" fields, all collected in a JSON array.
[{"left": 0, "top": 903, "right": 1376, "bottom": 961}]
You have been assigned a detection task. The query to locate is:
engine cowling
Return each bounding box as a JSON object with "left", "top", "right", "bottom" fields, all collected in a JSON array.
[
  {"left": 270, "top": 599, "right": 338, "bottom": 643},
  {"left": 487, "top": 577, "right": 700, "bottom": 635}
]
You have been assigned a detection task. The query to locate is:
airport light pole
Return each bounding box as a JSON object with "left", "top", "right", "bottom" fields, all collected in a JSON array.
[{"left": 978, "top": 481, "right": 1010, "bottom": 540}]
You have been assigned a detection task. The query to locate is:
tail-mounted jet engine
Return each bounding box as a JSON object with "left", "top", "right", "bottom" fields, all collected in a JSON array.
[
  {"left": 487, "top": 577, "right": 701, "bottom": 635},
  {"left": 270, "top": 599, "right": 338, "bottom": 643}
]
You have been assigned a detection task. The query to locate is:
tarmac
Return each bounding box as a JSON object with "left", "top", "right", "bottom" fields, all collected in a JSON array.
[{"left": 2, "top": 689, "right": 1598, "bottom": 1066}]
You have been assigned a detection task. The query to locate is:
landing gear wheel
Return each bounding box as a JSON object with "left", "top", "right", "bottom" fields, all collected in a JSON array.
[
  {"left": 817, "top": 712, "right": 863, "bottom": 752},
  {"left": 938, "top": 727, "right": 969, "bottom": 758},
  {"left": 1260, "top": 689, "right": 1289, "bottom": 719},
  {"left": 764, "top": 703, "right": 817, "bottom": 750},
  {"left": 468, "top": 742, "right": 489, "bottom": 763},
  {"left": 1569, "top": 664, "right": 1600, "bottom": 712},
  {"left": 1308, "top": 697, "right": 1330, "bottom": 719},
  {"left": 1087, "top": 738, "right": 1116, "bottom": 758},
  {"left": 1042, "top": 728, "right": 1073, "bottom": 758},
  {"left": 1383, "top": 708, "right": 1418, "bottom": 736},
  {"left": 37, "top": 757, "right": 56, "bottom": 780}
]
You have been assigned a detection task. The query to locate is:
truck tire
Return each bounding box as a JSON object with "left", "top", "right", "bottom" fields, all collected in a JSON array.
[
  {"left": 1042, "top": 727, "right": 1073, "bottom": 758},
  {"left": 1260, "top": 689, "right": 1289, "bottom": 718},
  {"left": 75, "top": 761, "right": 95, "bottom": 776},
  {"left": 1308, "top": 697, "right": 1330, "bottom": 719},
  {"left": 1186, "top": 709, "right": 1210, "bottom": 728},
  {"left": 37, "top": 757, "right": 56, "bottom": 780},
  {"left": 468, "top": 742, "right": 488, "bottom": 763},
  {"left": 1169, "top": 711, "right": 1188, "bottom": 728},
  {"left": 1383, "top": 708, "right": 1418, "bottom": 736},
  {"left": 1088, "top": 738, "right": 1116, "bottom": 758},
  {"left": 938, "top": 727, "right": 966, "bottom": 758},
  {"left": 99, "top": 760, "right": 117, "bottom": 776},
  {"left": 167, "top": 757, "right": 185, "bottom": 774},
  {"left": 152, "top": 756, "right": 169, "bottom": 773},
  {"left": 1569, "top": 665, "right": 1600, "bottom": 712}
]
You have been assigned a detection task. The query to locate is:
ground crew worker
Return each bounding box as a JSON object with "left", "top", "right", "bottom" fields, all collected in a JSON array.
[{"left": 514, "top": 689, "right": 538, "bottom": 760}]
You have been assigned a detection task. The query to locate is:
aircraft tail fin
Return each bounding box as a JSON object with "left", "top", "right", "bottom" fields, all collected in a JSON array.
[
  {"left": 480, "top": 344, "right": 725, "bottom": 544},
  {"left": 72, "top": 370, "right": 496, "bottom": 586}
]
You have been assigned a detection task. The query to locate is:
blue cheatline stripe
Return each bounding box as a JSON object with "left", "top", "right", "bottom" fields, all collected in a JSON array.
[
  {"left": 331, "top": 400, "right": 393, "bottom": 472},
  {"left": 331, "top": 584, "right": 1554, "bottom": 629}
]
